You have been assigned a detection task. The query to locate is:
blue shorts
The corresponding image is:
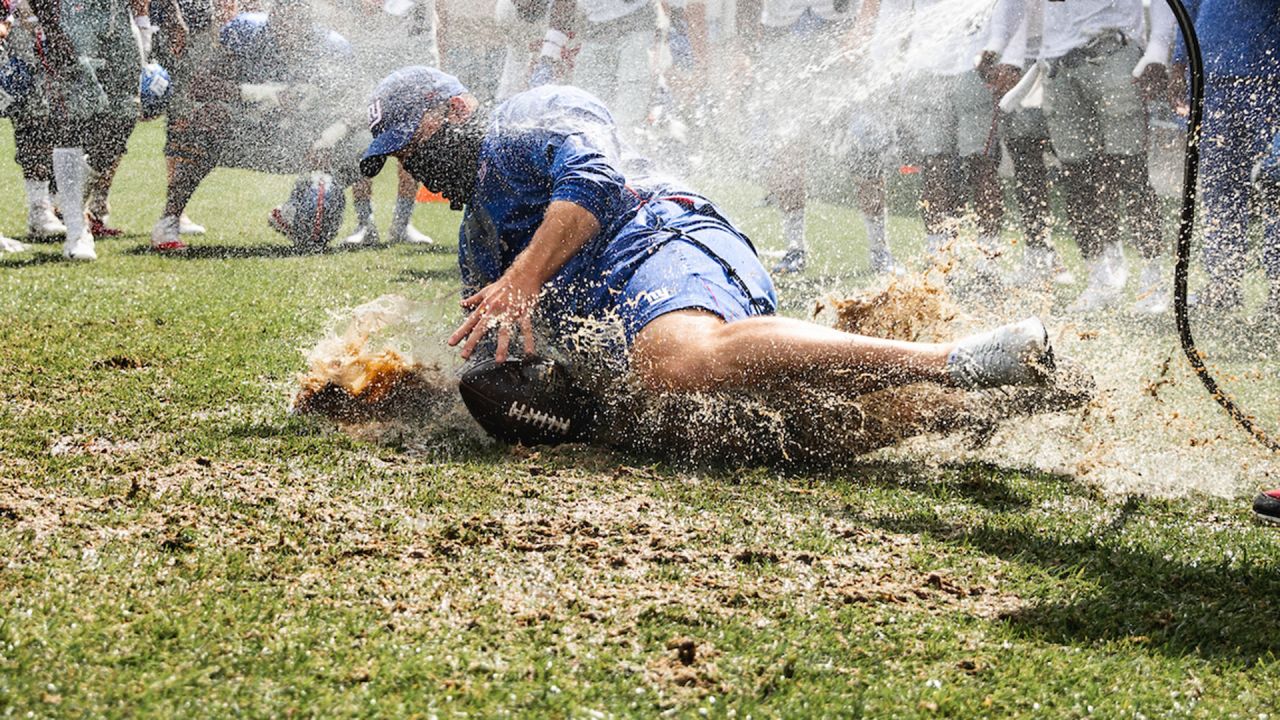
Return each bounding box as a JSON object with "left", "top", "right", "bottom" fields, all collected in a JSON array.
[{"left": 549, "top": 195, "right": 778, "bottom": 348}]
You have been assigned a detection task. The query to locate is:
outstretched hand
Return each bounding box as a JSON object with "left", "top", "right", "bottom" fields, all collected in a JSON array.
[{"left": 448, "top": 272, "right": 542, "bottom": 363}]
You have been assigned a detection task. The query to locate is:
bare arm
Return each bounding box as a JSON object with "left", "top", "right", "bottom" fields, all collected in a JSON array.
[{"left": 449, "top": 200, "right": 602, "bottom": 362}]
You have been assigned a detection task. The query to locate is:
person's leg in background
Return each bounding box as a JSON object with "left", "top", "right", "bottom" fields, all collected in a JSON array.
[
  {"left": 152, "top": 95, "right": 234, "bottom": 250},
  {"left": 955, "top": 70, "right": 1006, "bottom": 288},
  {"left": 157, "top": 0, "right": 218, "bottom": 236},
  {"left": 853, "top": 173, "right": 899, "bottom": 274},
  {"left": 1095, "top": 47, "right": 1169, "bottom": 315},
  {"left": 81, "top": 0, "right": 142, "bottom": 239},
  {"left": 770, "top": 139, "right": 810, "bottom": 273},
  {"left": 605, "top": 25, "right": 656, "bottom": 139},
  {"left": 387, "top": 163, "right": 435, "bottom": 244},
  {"left": 1044, "top": 63, "right": 1127, "bottom": 313},
  {"left": 1198, "top": 75, "right": 1280, "bottom": 314},
  {"left": 342, "top": 178, "right": 381, "bottom": 246},
  {"left": 915, "top": 75, "right": 964, "bottom": 261},
  {"left": 1004, "top": 107, "right": 1072, "bottom": 287},
  {"left": 12, "top": 111, "right": 67, "bottom": 243}
]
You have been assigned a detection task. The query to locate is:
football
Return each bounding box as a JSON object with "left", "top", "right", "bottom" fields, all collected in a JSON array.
[{"left": 458, "top": 356, "right": 598, "bottom": 446}]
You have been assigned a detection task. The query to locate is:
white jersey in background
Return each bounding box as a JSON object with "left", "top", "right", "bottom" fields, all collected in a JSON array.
[
  {"left": 1038, "top": 0, "right": 1175, "bottom": 63},
  {"left": 903, "top": 0, "right": 993, "bottom": 76},
  {"left": 761, "top": 0, "right": 853, "bottom": 28},
  {"left": 577, "top": 0, "right": 652, "bottom": 24},
  {"left": 984, "top": 0, "right": 1041, "bottom": 69}
]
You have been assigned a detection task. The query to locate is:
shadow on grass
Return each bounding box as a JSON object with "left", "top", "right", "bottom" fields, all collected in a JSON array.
[
  {"left": 844, "top": 462, "right": 1280, "bottom": 665},
  {"left": 0, "top": 250, "right": 66, "bottom": 268},
  {"left": 400, "top": 241, "right": 456, "bottom": 254},
  {"left": 396, "top": 267, "right": 461, "bottom": 283},
  {"left": 124, "top": 242, "right": 389, "bottom": 260}
]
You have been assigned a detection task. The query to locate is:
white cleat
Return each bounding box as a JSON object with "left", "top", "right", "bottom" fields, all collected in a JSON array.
[
  {"left": 62, "top": 230, "right": 96, "bottom": 261},
  {"left": 150, "top": 215, "right": 187, "bottom": 252},
  {"left": 1010, "top": 245, "right": 1071, "bottom": 288},
  {"left": 772, "top": 248, "right": 806, "bottom": 275},
  {"left": 1066, "top": 244, "right": 1127, "bottom": 313},
  {"left": 341, "top": 222, "right": 381, "bottom": 246},
  {"left": 1131, "top": 259, "right": 1171, "bottom": 315},
  {"left": 178, "top": 213, "right": 206, "bottom": 235},
  {"left": 27, "top": 200, "right": 66, "bottom": 238},
  {"left": 869, "top": 245, "right": 905, "bottom": 276},
  {"left": 947, "top": 317, "right": 1054, "bottom": 390},
  {"left": 0, "top": 235, "right": 30, "bottom": 253},
  {"left": 389, "top": 222, "right": 434, "bottom": 245}
]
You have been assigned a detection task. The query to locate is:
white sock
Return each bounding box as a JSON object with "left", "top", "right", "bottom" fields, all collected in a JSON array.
[
  {"left": 863, "top": 212, "right": 887, "bottom": 251},
  {"left": 53, "top": 148, "right": 87, "bottom": 240},
  {"left": 782, "top": 208, "right": 806, "bottom": 253},
  {"left": 24, "top": 179, "right": 50, "bottom": 208},
  {"left": 389, "top": 196, "right": 415, "bottom": 236}
]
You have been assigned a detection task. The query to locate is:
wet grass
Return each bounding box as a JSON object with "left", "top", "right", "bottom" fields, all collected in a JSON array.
[{"left": 1, "top": 122, "right": 1279, "bottom": 718}]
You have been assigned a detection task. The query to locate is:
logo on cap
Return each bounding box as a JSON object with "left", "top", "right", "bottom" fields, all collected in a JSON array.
[{"left": 367, "top": 99, "right": 383, "bottom": 132}]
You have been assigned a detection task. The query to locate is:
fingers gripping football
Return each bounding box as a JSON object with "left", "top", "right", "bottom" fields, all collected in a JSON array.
[{"left": 449, "top": 275, "right": 541, "bottom": 363}]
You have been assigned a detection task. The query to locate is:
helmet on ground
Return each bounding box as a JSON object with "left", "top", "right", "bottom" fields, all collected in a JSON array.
[{"left": 285, "top": 171, "right": 346, "bottom": 251}]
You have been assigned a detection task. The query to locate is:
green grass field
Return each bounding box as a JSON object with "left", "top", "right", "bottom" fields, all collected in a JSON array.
[{"left": 2, "top": 121, "right": 1279, "bottom": 718}]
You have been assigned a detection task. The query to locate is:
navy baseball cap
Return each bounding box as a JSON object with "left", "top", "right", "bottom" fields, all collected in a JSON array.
[{"left": 360, "top": 66, "right": 469, "bottom": 177}]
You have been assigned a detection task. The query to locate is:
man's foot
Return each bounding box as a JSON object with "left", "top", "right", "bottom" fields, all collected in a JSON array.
[
  {"left": 27, "top": 200, "right": 66, "bottom": 238},
  {"left": 1253, "top": 489, "right": 1280, "bottom": 525},
  {"left": 62, "top": 230, "right": 96, "bottom": 261},
  {"left": 869, "top": 245, "right": 904, "bottom": 275},
  {"left": 268, "top": 206, "right": 293, "bottom": 237},
  {"left": 772, "top": 247, "right": 806, "bottom": 275},
  {"left": 150, "top": 215, "right": 187, "bottom": 253},
  {"left": 341, "top": 222, "right": 382, "bottom": 247},
  {"left": 0, "top": 235, "right": 30, "bottom": 253},
  {"left": 178, "top": 213, "right": 206, "bottom": 235},
  {"left": 388, "top": 222, "right": 433, "bottom": 245},
  {"left": 1189, "top": 282, "right": 1244, "bottom": 314},
  {"left": 1131, "top": 259, "right": 1171, "bottom": 315},
  {"left": 1009, "top": 246, "right": 1074, "bottom": 288},
  {"left": 1066, "top": 248, "right": 1127, "bottom": 313},
  {"left": 87, "top": 211, "right": 123, "bottom": 238},
  {"left": 947, "top": 317, "right": 1053, "bottom": 389}
]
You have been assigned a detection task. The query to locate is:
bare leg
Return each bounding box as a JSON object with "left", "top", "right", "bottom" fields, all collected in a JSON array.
[
  {"left": 397, "top": 165, "right": 417, "bottom": 199},
  {"left": 353, "top": 176, "right": 374, "bottom": 203},
  {"left": 388, "top": 162, "right": 432, "bottom": 244},
  {"left": 630, "top": 309, "right": 953, "bottom": 394}
]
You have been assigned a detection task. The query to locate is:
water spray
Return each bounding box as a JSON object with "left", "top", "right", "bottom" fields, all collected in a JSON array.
[{"left": 1166, "top": 0, "right": 1280, "bottom": 453}]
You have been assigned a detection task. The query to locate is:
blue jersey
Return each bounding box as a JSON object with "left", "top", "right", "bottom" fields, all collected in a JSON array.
[
  {"left": 1174, "top": 0, "right": 1280, "bottom": 77},
  {"left": 458, "top": 85, "right": 775, "bottom": 346},
  {"left": 219, "top": 12, "right": 353, "bottom": 86},
  {"left": 460, "top": 85, "right": 679, "bottom": 294}
]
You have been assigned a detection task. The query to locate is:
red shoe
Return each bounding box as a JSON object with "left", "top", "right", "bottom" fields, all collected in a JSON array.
[
  {"left": 87, "top": 212, "right": 123, "bottom": 237},
  {"left": 150, "top": 215, "right": 188, "bottom": 253},
  {"left": 1253, "top": 489, "right": 1280, "bottom": 526}
]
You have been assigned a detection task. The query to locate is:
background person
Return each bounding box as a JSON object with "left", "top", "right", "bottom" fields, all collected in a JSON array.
[
  {"left": 1170, "top": 0, "right": 1280, "bottom": 317},
  {"left": 150, "top": 0, "right": 365, "bottom": 251}
]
